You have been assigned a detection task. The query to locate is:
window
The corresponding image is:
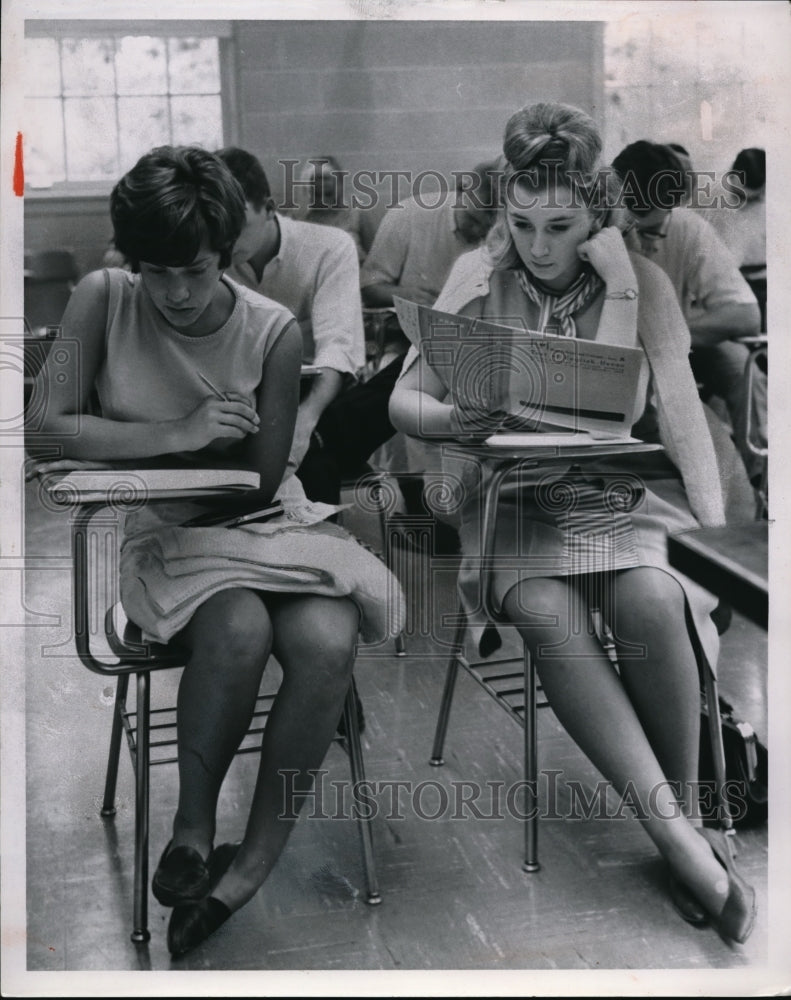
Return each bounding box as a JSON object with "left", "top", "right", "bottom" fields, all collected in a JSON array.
[{"left": 24, "top": 21, "right": 233, "bottom": 190}]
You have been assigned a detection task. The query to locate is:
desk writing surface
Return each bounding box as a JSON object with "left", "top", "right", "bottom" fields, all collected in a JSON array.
[
  {"left": 444, "top": 437, "right": 663, "bottom": 464},
  {"left": 667, "top": 522, "right": 768, "bottom": 629},
  {"left": 43, "top": 465, "right": 260, "bottom": 505}
]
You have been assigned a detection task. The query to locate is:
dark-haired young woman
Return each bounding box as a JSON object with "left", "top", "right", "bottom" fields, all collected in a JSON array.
[{"left": 33, "top": 145, "right": 403, "bottom": 957}]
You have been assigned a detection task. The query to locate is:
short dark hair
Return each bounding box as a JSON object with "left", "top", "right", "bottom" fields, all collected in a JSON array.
[
  {"left": 110, "top": 145, "right": 246, "bottom": 272},
  {"left": 455, "top": 160, "right": 501, "bottom": 211},
  {"left": 731, "top": 147, "right": 765, "bottom": 191},
  {"left": 215, "top": 147, "right": 272, "bottom": 212},
  {"left": 611, "top": 140, "right": 687, "bottom": 215},
  {"left": 307, "top": 154, "right": 343, "bottom": 174}
]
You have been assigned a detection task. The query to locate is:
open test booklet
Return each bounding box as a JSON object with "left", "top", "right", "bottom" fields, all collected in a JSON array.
[{"left": 394, "top": 297, "right": 645, "bottom": 444}]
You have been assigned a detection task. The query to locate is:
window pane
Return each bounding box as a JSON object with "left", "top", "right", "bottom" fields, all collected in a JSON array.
[
  {"left": 118, "top": 97, "right": 170, "bottom": 170},
  {"left": 63, "top": 97, "right": 118, "bottom": 180},
  {"left": 61, "top": 38, "right": 116, "bottom": 96},
  {"left": 24, "top": 98, "right": 66, "bottom": 185},
  {"left": 116, "top": 36, "right": 167, "bottom": 95},
  {"left": 24, "top": 32, "right": 226, "bottom": 188},
  {"left": 25, "top": 38, "right": 62, "bottom": 97},
  {"left": 167, "top": 38, "right": 220, "bottom": 94},
  {"left": 170, "top": 95, "right": 223, "bottom": 148}
]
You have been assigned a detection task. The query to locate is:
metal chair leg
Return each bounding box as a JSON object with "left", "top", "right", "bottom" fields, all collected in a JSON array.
[
  {"left": 429, "top": 612, "right": 467, "bottom": 766},
  {"left": 101, "top": 673, "right": 129, "bottom": 817},
  {"left": 131, "top": 671, "right": 152, "bottom": 943},
  {"left": 343, "top": 681, "right": 382, "bottom": 905},
  {"left": 376, "top": 481, "right": 407, "bottom": 657},
  {"left": 702, "top": 666, "right": 735, "bottom": 836},
  {"left": 523, "top": 647, "right": 540, "bottom": 873}
]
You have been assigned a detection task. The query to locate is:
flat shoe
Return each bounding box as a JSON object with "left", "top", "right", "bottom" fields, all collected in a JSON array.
[
  {"left": 152, "top": 840, "right": 212, "bottom": 907},
  {"left": 669, "top": 872, "right": 707, "bottom": 925},
  {"left": 167, "top": 840, "right": 240, "bottom": 957},
  {"left": 698, "top": 827, "right": 757, "bottom": 944},
  {"left": 208, "top": 841, "right": 241, "bottom": 887},
  {"left": 167, "top": 897, "right": 232, "bottom": 958}
]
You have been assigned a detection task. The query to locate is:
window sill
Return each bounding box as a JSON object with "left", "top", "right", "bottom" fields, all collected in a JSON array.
[{"left": 25, "top": 185, "right": 112, "bottom": 201}]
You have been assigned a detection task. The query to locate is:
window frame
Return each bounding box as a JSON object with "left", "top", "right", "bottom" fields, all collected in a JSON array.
[{"left": 23, "top": 19, "right": 238, "bottom": 199}]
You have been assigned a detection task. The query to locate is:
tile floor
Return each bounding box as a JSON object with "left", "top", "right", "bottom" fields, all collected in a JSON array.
[{"left": 8, "top": 478, "right": 780, "bottom": 996}]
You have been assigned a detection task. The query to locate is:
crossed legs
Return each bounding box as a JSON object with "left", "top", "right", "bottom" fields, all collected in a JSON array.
[{"left": 501, "top": 567, "right": 730, "bottom": 918}]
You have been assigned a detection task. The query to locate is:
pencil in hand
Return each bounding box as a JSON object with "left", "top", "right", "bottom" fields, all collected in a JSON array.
[{"left": 197, "top": 371, "right": 228, "bottom": 401}]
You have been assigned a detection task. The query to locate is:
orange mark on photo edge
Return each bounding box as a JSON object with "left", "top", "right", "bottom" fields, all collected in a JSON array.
[{"left": 13, "top": 132, "right": 24, "bottom": 195}]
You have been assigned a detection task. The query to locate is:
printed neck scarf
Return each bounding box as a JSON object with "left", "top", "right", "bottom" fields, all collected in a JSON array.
[{"left": 516, "top": 266, "right": 604, "bottom": 338}]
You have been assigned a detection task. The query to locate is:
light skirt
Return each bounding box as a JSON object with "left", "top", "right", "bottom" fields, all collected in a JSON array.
[
  {"left": 120, "top": 498, "right": 405, "bottom": 646},
  {"left": 456, "top": 458, "right": 720, "bottom": 672}
]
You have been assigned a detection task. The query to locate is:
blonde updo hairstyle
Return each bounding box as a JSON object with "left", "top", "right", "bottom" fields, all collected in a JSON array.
[{"left": 486, "top": 102, "right": 618, "bottom": 270}]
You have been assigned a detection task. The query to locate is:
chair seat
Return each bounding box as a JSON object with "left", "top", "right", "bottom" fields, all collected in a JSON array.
[{"left": 103, "top": 602, "right": 187, "bottom": 668}]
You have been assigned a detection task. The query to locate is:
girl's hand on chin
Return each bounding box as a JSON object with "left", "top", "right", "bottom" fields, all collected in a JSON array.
[{"left": 577, "top": 225, "right": 636, "bottom": 285}]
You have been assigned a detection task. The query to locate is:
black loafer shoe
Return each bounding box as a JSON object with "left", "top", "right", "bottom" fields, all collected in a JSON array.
[
  {"left": 168, "top": 896, "right": 232, "bottom": 958},
  {"left": 167, "top": 841, "right": 240, "bottom": 958},
  {"left": 152, "top": 840, "right": 212, "bottom": 908}
]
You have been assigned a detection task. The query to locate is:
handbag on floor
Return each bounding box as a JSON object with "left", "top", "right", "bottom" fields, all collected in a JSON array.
[{"left": 699, "top": 694, "right": 768, "bottom": 829}]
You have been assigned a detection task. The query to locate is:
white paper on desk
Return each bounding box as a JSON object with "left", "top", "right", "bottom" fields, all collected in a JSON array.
[
  {"left": 484, "top": 432, "right": 644, "bottom": 448},
  {"left": 394, "top": 302, "right": 644, "bottom": 437}
]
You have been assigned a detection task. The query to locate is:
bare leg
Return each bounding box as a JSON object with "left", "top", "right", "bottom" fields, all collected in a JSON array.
[
  {"left": 501, "top": 576, "right": 729, "bottom": 918},
  {"left": 211, "top": 593, "right": 359, "bottom": 912},
  {"left": 610, "top": 567, "right": 701, "bottom": 820},
  {"left": 170, "top": 588, "right": 274, "bottom": 859}
]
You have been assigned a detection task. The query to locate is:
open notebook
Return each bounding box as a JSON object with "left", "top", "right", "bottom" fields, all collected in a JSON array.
[
  {"left": 394, "top": 298, "right": 645, "bottom": 445},
  {"left": 43, "top": 465, "right": 260, "bottom": 503}
]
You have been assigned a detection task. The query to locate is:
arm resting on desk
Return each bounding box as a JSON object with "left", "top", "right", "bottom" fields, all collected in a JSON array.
[
  {"left": 388, "top": 347, "right": 456, "bottom": 437},
  {"left": 689, "top": 302, "right": 760, "bottom": 348}
]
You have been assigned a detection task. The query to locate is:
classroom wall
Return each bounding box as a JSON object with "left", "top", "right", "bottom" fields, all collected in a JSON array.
[
  {"left": 234, "top": 19, "right": 604, "bottom": 222},
  {"left": 24, "top": 19, "right": 604, "bottom": 279},
  {"left": 601, "top": 12, "right": 772, "bottom": 176},
  {"left": 24, "top": 195, "right": 114, "bottom": 281}
]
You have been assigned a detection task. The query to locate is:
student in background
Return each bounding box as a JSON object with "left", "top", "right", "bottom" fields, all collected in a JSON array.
[
  {"left": 360, "top": 161, "right": 499, "bottom": 311},
  {"left": 665, "top": 142, "right": 695, "bottom": 205},
  {"left": 612, "top": 140, "right": 764, "bottom": 484},
  {"left": 708, "top": 148, "right": 766, "bottom": 332},
  {"left": 359, "top": 161, "right": 499, "bottom": 545},
  {"left": 290, "top": 155, "right": 367, "bottom": 263},
  {"left": 216, "top": 147, "right": 367, "bottom": 505}
]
